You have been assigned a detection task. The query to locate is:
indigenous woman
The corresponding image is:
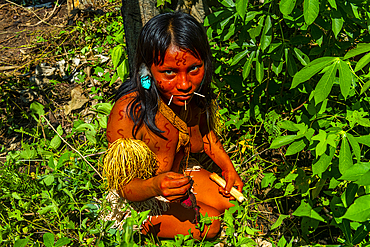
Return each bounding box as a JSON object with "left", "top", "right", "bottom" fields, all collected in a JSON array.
[{"left": 104, "top": 12, "right": 244, "bottom": 240}]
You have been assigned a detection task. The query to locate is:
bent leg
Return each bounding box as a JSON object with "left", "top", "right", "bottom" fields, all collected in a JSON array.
[
  {"left": 186, "top": 169, "right": 234, "bottom": 213},
  {"left": 141, "top": 201, "right": 221, "bottom": 240}
]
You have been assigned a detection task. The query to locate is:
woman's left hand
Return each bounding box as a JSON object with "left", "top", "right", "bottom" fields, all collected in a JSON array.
[{"left": 218, "top": 169, "right": 244, "bottom": 200}]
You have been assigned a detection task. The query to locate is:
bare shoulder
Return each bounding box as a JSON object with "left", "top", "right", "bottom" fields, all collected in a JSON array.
[{"left": 106, "top": 92, "right": 139, "bottom": 143}]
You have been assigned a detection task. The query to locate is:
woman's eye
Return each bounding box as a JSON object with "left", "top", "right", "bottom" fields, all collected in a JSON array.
[
  {"left": 164, "top": 70, "right": 174, "bottom": 75},
  {"left": 190, "top": 66, "right": 199, "bottom": 71}
]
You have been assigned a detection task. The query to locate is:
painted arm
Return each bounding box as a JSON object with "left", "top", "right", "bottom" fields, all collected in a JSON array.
[
  {"left": 106, "top": 95, "right": 191, "bottom": 202},
  {"left": 203, "top": 130, "right": 244, "bottom": 196}
]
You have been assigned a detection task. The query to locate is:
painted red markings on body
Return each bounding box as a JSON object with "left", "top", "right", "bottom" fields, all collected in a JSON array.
[
  {"left": 106, "top": 131, "right": 112, "bottom": 142},
  {"left": 118, "top": 95, "right": 128, "bottom": 102},
  {"left": 164, "top": 123, "right": 171, "bottom": 136},
  {"left": 108, "top": 113, "right": 112, "bottom": 125},
  {"left": 157, "top": 80, "right": 165, "bottom": 90},
  {"left": 163, "top": 157, "right": 169, "bottom": 166},
  {"left": 118, "top": 110, "right": 125, "bottom": 120},
  {"left": 143, "top": 133, "right": 150, "bottom": 145},
  {"left": 166, "top": 139, "right": 172, "bottom": 151},
  {"left": 117, "top": 129, "right": 125, "bottom": 138},
  {"left": 154, "top": 142, "right": 160, "bottom": 152},
  {"left": 125, "top": 188, "right": 133, "bottom": 194}
]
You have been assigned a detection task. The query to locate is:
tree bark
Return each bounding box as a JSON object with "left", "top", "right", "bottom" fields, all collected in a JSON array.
[{"left": 121, "top": 0, "right": 159, "bottom": 77}]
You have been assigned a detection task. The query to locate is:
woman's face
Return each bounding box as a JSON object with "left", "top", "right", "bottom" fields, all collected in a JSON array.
[{"left": 151, "top": 44, "right": 205, "bottom": 107}]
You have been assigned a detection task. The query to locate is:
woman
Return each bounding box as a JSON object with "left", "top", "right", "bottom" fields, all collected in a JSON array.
[{"left": 104, "top": 11, "right": 243, "bottom": 240}]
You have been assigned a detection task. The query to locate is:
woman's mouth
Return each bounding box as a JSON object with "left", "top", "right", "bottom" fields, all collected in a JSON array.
[{"left": 175, "top": 94, "right": 192, "bottom": 101}]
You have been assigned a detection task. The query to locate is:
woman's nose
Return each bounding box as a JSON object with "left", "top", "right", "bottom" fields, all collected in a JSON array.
[{"left": 176, "top": 73, "right": 191, "bottom": 92}]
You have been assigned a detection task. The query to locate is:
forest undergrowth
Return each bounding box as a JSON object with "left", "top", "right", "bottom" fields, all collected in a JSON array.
[{"left": 1, "top": 0, "right": 370, "bottom": 246}]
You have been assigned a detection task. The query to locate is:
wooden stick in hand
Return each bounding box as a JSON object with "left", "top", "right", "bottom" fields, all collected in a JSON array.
[{"left": 209, "top": 173, "right": 245, "bottom": 203}]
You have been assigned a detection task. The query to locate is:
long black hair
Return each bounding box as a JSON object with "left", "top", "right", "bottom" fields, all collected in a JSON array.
[{"left": 116, "top": 11, "right": 214, "bottom": 139}]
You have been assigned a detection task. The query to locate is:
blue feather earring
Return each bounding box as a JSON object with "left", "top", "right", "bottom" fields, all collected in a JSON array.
[{"left": 139, "top": 63, "right": 152, "bottom": 89}]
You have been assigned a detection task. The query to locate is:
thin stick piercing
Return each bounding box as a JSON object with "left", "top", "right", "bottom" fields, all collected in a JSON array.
[
  {"left": 185, "top": 100, "right": 187, "bottom": 111},
  {"left": 194, "top": 92, "right": 205, "bottom": 98},
  {"left": 168, "top": 95, "right": 173, "bottom": 106}
]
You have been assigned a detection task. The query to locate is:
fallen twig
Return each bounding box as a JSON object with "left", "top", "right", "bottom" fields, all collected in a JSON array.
[
  {"left": 4, "top": 0, "right": 64, "bottom": 28},
  {"left": 42, "top": 115, "right": 103, "bottom": 179}
]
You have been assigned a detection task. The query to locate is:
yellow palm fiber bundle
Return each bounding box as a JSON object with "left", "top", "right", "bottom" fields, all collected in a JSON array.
[{"left": 103, "top": 138, "right": 158, "bottom": 191}]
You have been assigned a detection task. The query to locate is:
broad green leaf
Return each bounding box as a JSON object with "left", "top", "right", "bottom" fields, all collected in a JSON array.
[
  {"left": 355, "top": 170, "right": 370, "bottom": 186},
  {"left": 55, "top": 237, "right": 71, "bottom": 247},
  {"left": 292, "top": 200, "right": 325, "bottom": 222},
  {"left": 245, "top": 11, "right": 262, "bottom": 23},
  {"left": 303, "top": 0, "right": 319, "bottom": 26},
  {"left": 285, "top": 48, "right": 297, "bottom": 77},
  {"left": 339, "top": 136, "right": 353, "bottom": 174},
  {"left": 341, "top": 183, "right": 358, "bottom": 208},
  {"left": 111, "top": 45, "right": 124, "bottom": 69},
  {"left": 14, "top": 238, "right": 29, "bottom": 247},
  {"left": 339, "top": 162, "right": 370, "bottom": 181},
  {"left": 50, "top": 125, "right": 63, "bottom": 149},
  {"left": 20, "top": 143, "right": 37, "bottom": 160},
  {"left": 256, "top": 50, "right": 264, "bottom": 83},
  {"left": 331, "top": 9, "right": 344, "bottom": 38},
  {"left": 327, "top": 0, "right": 337, "bottom": 9},
  {"left": 294, "top": 48, "right": 310, "bottom": 66},
  {"left": 352, "top": 224, "right": 369, "bottom": 245},
  {"left": 12, "top": 192, "right": 21, "bottom": 200},
  {"left": 270, "top": 135, "right": 296, "bottom": 149},
  {"left": 312, "top": 145, "right": 335, "bottom": 177},
  {"left": 235, "top": 0, "right": 248, "bottom": 20},
  {"left": 286, "top": 139, "right": 306, "bottom": 156},
  {"left": 356, "top": 135, "right": 370, "bottom": 147},
  {"left": 279, "top": 0, "right": 296, "bottom": 15},
  {"left": 117, "top": 59, "right": 129, "bottom": 82},
  {"left": 347, "top": 111, "right": 370, "bottom": 128},
  {"left": 260, "top": 16, "right": 272, "bottom": 52},
  {"left": 277, "top": 120, "right": 299, "bottom": 131},
  {"left": 261, "top": 173, "right": 276, "bottom": 188},
  {"left": 270, "top": 214, "right": 290, "bottom": 230},
  {"left": 242, "top": 51, "right": 255, "bottom": 79},
  {"left": 344, "top": 43, "right": 370, "bottom": 60},
  {"left": 220, "top": 0, "right": 235, "bottom": 7},
  {"left": 109, "top": 72, "right": 119, "bottom": 86},
  {"left": 338, "top": 60, "right": 352, "bottom": 99},
  {"left": 340, "top": 219, "right": 352, "bottom": 243},
  {"left": 94, "top": 102, "right": 113, "bottom": 115},
  {"left": 347, "top": 133, "right": 361, "bottom": 161},
  {"left": 311, "top": 177, "right": 326, "bottom": 198},
  {"left": 231, "top": 49, "right": 249, "bottom": 66},
  {"left": 223, "top": 23, "right": 235, "bottom": 41},
  {"left": 314, "top": 62, "right": 337, "bottom": 105},
  {"left": 291, "top": 57, "right": 337, "bottom": 88},
  {"left": 43, "top": 174, "right": 54, "bottom": 186},
  {"left": 355, "top": 52, "right": 370, "bottom": 72},
  {"left": 249, "top": 16, "right": 264, "bottom": 39},
  {"left": 360, "top": 79, "right": 370, "bottom": 95},
  {"left": 43, "top": 233, "right": 55, "bottom": 247},
  {"left": 30, "top": 102, "right": 45, "bottom": 119},
  {"left": 342, "top": 195, "right": 370, "bottom": 222}
]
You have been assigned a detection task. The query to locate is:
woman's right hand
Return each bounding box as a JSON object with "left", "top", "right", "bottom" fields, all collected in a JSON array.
[{"left": 152, "top": 172, "right": 192, "bottom": 201}]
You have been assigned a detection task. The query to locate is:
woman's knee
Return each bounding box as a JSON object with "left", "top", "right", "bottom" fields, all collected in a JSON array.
[{"left": 199, "top": 205, "right": 221, "bottom": 239}]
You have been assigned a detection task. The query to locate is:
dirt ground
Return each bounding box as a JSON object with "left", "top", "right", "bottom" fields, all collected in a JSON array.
[{"left": 0, "top": 0, "right": 69, "bottom": 68}]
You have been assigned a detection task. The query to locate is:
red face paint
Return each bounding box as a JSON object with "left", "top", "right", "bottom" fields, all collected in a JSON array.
[{"left": 151, "top": 45, "right": 205, "bottom": 107}]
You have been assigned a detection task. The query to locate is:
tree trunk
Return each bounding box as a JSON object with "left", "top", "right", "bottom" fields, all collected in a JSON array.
[
  {"left": 121, "top": 0, "right": 159, "bottom": 77},
  {"left": 121, "top": 0, "right": 210, "bottom": 77}
]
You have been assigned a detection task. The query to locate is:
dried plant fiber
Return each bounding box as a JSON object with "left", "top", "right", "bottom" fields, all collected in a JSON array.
[{"left": 103, "top": 138, "right": 158, "bottom": 190}]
